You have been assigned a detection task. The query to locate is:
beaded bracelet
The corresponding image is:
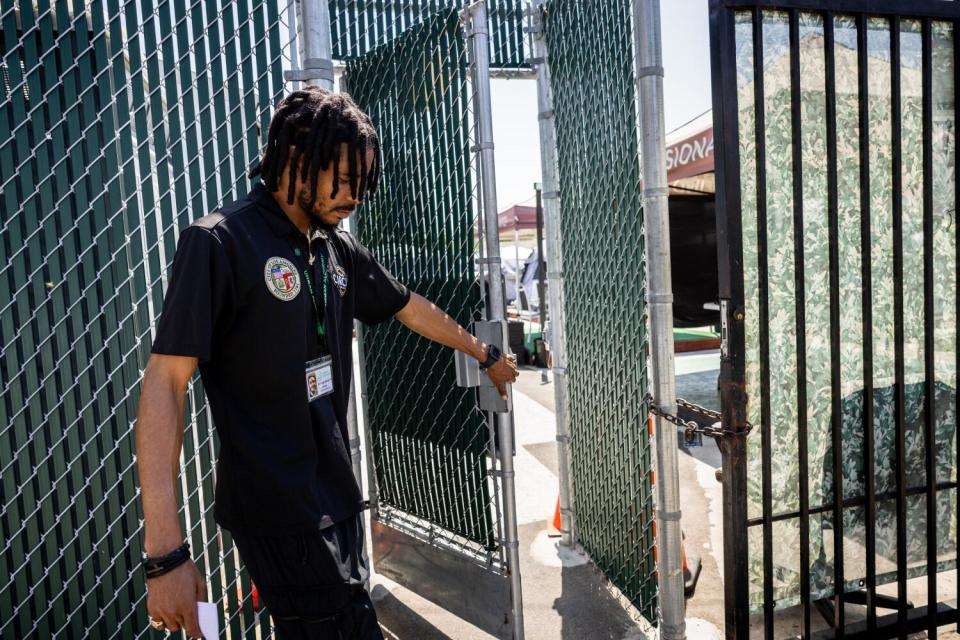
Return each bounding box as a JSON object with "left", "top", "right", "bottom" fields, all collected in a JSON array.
[{"left": 143, "top": 541, "right": 191, "bottom": 579}]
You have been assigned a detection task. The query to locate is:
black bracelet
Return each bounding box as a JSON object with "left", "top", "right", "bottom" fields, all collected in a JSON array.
[{"left": 143, "top": 541, "right": 191, "bottom": 579}]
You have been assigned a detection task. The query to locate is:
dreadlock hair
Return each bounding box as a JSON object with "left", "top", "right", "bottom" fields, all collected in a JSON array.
[{"left": 247, "top": 87, "right": 381, "bottom": 210}]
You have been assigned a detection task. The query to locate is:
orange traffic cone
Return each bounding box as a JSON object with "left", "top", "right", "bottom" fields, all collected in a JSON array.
[
  {"left": 681, "top": 530, "right": 702, "bottom": 596},
  {"left": 547, "top": 495, "right": 562, "bottom": 537},
  {"left": 682, "top": 533, "right": 689, "bottom": 572}
]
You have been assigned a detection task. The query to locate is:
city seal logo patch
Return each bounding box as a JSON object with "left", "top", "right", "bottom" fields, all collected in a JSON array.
[
  {"left": 333, "top": 265, "right": 348, "bottom": 297},
  {"left": 264, "top": 257, "right": 301, "bottom": 301}
]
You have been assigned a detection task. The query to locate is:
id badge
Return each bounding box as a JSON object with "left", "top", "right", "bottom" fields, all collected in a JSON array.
[{"left": 305, "top": 356, "right": 334, "bottom": 401}]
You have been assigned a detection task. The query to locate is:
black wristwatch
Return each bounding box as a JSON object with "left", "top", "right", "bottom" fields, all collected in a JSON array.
[{"left": 480, "top": 344, "right": 502, "bottom": 370}]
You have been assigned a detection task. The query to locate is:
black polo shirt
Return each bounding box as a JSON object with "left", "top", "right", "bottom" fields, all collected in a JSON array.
[{"left": 150, "top": 181, "right": 410, "bottom": 535}]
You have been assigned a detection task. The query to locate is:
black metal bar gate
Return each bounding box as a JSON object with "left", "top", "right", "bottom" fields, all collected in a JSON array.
[{"left": 711, "top": 0, "right": 959, "bottom": 637}]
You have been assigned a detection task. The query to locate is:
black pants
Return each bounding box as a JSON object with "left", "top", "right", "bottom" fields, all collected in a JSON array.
[{"left": 233, "top": 514, "right": 384, "bottom": 640}]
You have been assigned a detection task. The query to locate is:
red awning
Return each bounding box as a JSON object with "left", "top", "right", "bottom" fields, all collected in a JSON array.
[{"left": 498, "top": 205, "right": 539, "bottom": 232}]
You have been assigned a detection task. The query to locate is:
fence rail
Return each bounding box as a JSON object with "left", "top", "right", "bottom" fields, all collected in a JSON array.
[{"left": 330, "top": 0, "right": 527, "bottom": 67}]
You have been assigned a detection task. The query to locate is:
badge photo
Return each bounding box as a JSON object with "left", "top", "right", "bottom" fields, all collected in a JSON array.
[
  {"left": 305, "top": 356, "right": 334, "bottom": 400},
  {"left": 264, "top": 257, "right": 301, "bottom": 301}
]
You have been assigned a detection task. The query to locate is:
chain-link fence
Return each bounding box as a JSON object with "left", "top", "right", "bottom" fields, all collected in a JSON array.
[
  {"left": 543, "top": 0, "right": 658, "bottom": 624},
  {"left": 330, "top": 0, "right": 526, "bottom": 68},
  {"left": 342, "top": 9, "right": 505, "bottom": 567},
  {"left": 0, "top": 0, "right": 296, "bottom": 636}
]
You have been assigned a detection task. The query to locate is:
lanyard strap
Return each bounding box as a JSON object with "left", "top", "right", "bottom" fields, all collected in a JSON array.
[{"left": 292, "top": 244, "right": 328, "bottom": 339}]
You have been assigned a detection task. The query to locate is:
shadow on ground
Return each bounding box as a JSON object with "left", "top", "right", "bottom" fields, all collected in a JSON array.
[
  {"left": 520, "top": 521, "right": 651, "bottom": 639},
  {"left": 556, "top": 557, "right": 651, "bottom": 639},
  {"left": 371, "top": 585, "right": 456, "bottom": 640}
]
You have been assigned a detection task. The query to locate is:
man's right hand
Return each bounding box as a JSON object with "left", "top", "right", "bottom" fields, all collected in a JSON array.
[
  {"left": 146, "top": 559, "right": 207, "bottom": 637},
  {"left": 136, "top": 354, "right": 204, "bottom": 635}
]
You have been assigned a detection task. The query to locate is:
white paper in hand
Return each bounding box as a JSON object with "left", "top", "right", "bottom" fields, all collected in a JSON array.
[{"left": 197, "top": 601, "right": 219, "bottom": 639}]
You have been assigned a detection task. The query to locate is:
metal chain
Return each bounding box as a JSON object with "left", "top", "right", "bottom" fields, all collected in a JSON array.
[{"left": 644, "top": 394, "right": 754, "bottom": 441}]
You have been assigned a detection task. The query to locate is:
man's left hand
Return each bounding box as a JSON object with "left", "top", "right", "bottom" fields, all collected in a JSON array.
[{"left": 485, "top": 352, "right": 519, "bottom": 400}]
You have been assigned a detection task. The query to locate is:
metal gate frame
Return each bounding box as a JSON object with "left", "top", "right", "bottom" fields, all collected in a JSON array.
[{"left": 711, "top": 0, "right": 959, "bottom": 637}]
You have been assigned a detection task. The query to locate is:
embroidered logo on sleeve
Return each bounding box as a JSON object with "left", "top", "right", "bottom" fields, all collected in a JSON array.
[
  {"left": 264, "top": 257, "right": 301, "bottom": 301},
  {"left": 333, "top": 265, "right": 348, "bottom": 297}
]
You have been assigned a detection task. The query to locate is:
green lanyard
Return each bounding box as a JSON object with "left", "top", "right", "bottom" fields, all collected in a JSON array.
[{"left": 293, "top": 245, "right": 327, "bottom": 339}]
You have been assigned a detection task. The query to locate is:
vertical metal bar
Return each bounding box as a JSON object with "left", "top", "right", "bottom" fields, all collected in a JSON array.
[
  {"left": 463, "top": 3, "right": 524, "bottom": 637},
  {"left": 787, "top": 10, "right": 812, "bottom": 639},
  {"left": 515, "top": 227, "right": 520, "bottom": 306},
  {"left": 347, "top": 365, "right": 363, "bottom": 489},
  {"left": 331, "top": 28, "right": 367, "bottom": 519},
  {"left": 824, "top": 12, "right": 846, "bottom": 635},
  {"left": 856, "top": 12, "right": 878, "bottom": 635},
  {"left": 298, "top": 0, "right": 334, "bottom": 90},
  {"left": 955, "top": 20, "right": 960, "bottom": 634},
  {"left": 708, "top": 1, "right": 750, "bottom": 636},
  {"left": 920, "top": 17, "right": 937, "bottom": 639},
  {"left": 337, "top": 76, "right": 365, "bottom": 493},
  {"left": 287, "top": 0, "right": 302, "bottom": 75},
  {"left": 750, "top": 8, "right": 775, "bottom": 639},
  {"left": 529, "top": 0, "right": 575, "bottom": 548},
  {"left": 356, "top": 323, "right": 378, "bottom": 519},
  {"left": 632, "top": 0, "right": 685, "bottom": 637},
  {"left": 535, "top": 185, "right": 547, "bottom": 328},
  {"left": 890, "top": 17, "right": 909, "bottom": 638}
]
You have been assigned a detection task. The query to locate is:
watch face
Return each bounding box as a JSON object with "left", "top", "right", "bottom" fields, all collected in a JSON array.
[{"left": 488, "top": 345, "right": 501, "bottom": 360}]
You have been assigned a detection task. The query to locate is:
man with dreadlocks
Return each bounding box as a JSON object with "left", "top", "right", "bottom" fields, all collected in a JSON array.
[{"left": 134, "top": 87, "right": 519, "bottom": 639}]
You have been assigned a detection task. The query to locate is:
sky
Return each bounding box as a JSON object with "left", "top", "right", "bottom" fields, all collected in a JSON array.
[{"left": 490, "top": 0, "right": 713, "bottom": 209}]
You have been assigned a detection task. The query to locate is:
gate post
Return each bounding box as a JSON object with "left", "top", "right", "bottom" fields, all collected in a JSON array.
[
  {"left": 707, "top": 2, "right": 750, "bottom": 638},
  {"left": 336, "top": 73, "right": 367, "bottom": 497},
  {"left": 631, "top": 0, "right": 686, "bottom": 637},
  {"left": 463, "top": 2, "right": 525, "bottom": 637},
  {"left": 528, "top": 0, "right": 576, "bottom": 549},
  {"left": 286, "top": 0, "right": 335, "bottom": 90}
]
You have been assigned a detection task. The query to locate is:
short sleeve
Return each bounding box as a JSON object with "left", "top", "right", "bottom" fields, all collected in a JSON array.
[
  {"left": 352, "top": 240, "right": 411, "bottom": 326},
  {"left": 151, "top": 227, "right": 231, "bottom": 363}
]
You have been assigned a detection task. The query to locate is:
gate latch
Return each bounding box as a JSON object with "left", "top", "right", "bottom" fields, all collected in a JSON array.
[{"left": 454, "top": 320, "right": 511, "bottom": 413}]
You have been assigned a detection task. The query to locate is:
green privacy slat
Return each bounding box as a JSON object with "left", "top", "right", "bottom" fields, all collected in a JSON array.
[
  {"left": 344, "top": 10, "right": 496, "bottom": 551},
  {"left": 331, "top": 0, "right": 527, "bottom": 68},
  {"left": 0, "top": 1, "right": 297, "bottom": 636},
  {"left": 543, "top": 0, "right": 658, "bottom": 624}
]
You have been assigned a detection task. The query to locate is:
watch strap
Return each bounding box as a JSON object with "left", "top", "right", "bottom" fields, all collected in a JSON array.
[{"left": 480, "top": 345, "right": 501, "bottom": 370}]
